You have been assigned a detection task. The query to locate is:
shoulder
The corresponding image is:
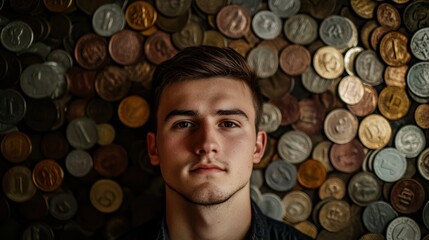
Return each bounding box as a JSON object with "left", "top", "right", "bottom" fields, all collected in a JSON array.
[{"left": 117, "top": 218, "right": 164, "bottom": 240}]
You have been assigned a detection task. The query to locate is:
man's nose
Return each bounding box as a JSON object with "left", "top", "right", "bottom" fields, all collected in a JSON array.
[{"left": 194, "top": 122, "right": 220, "bottom": 155}]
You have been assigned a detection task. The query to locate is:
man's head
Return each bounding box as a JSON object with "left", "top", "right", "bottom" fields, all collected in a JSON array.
[{"left": 149, "top": 46, "right": 264, "bottom": 132}]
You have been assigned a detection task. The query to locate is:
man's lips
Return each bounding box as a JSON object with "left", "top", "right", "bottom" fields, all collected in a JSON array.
[{"left": 190, "top": 163, "right": 225, "bottom": 173}]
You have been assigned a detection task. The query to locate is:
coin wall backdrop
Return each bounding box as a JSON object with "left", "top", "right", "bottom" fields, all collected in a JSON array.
[{"left": 0, "top": 0, "right": 429, "bottom": 239}]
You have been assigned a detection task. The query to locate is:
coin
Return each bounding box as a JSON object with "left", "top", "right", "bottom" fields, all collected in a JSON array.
[
  {"left": 319, "top": 199, "right": 351, "bottom": 232},
  {"left": 32, "top": 159, "right": 64, "bottom": 192},
  {"left": 118, "top": 95, "right": 150, "bottom": 128},
  {"left": 386, "top": 217, "right": 421, "bottom": 240},
  {"left": 216, "top": 5, "right": 251, "bottom": 39},
  {"left": 93, "top": 144, "right": 128, "bottom": 177},
  {"left": 324, "top": 108, "right": 359, "bottom": 144},
  {"left": 90, "top": 179, "right": 123, "bottom": 213},
  {"left": 347, "top": 84, "right": 378, "bottom": 117},
  {"left": 279, "top": 44, "right": 311, "bottom": 76},
  {"left": 373, "top": 147, "right": 407, "bottom": 183},
  {"left": 348, "top": 172, "right": 381, "bottom": 207},
  {"left": 282, "top": 190, "right": 312, "bottom": 223},
  {"left": 330, "top": 139, "right": 365, "bottom": 173},
  {"left": 277, "top": 130, "right": 312, "bottom": 164},
  {"left": 1, "top": 131, "right": 32, "bottom": 163},
  {"left": 376, "top": 3, "right": 401, "bottom": 30},
  {"left": 313, "top": 46, "right": 344, "bottom": 80},
  {"left": 2, "top": 166, "right": 37, "bottom": 202},
  {"left": 379, "top": 31, "right": 411, "bottom": 67},
  {"left": 390, "top": 178, "right": 425, "bottom": 214},
  {"left": 108, "top": 29, "right": 143, "bottom": 66},
  {"left": 362, "top": 201, "right": 397, "bottom": 233},
  {"left": 378, "top": 86, "right": 410, "bottom": 120},
  {"left": 394, "top": 124, "right": 426, "bottom": 158},
  {"left": 319, "top": 177, "right": 346, "bottom": 200},
  {"left": 358, "top": 114, "right": 392, "bottom": 149},
  {"left": 125, "top": 1, "right": 157, "bottom": 31},
  {"left": 298, "top": 159, "right": 327, "bottom": 189}
]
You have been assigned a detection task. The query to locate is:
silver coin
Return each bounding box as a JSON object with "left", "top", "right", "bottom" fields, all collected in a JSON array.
[
  {"left": 355, "top": 49, "right": 385, "bottom": 86},
  {"left": 259, "top": 102, "right": 282, "bottom": 133},
  {"left": 410, "top": 27, "right": 429, "bottom": 61},
  {"left": 0, "top": 20, "right": 33, "bottom": 52},
  {"left": 20, "top": 64, "right": 60, "bottom": 99},
  {"left": 407, "top": 62, "right": 429, "bottom": 98},
  {"left": 312, "top": 140, "right": 334, "bottom": 172},
  {"left": 65, "top": 149, "right": 94, "bottom": 178},
  {"left": 386, "top": 217, "right": 421, "bottom": 240},
  {"left": 319, "top": 15, "right": 354, "bottom": 50},
  {"left": 258, "top": 193, "right": 285, "bottom": 221},
  {"left": 264, "top": 160, "right": 297, "bottom": 191},
  {"left": 247, "top": 45, "right": 279, "bottom": 78},
  {"left": 268, "top": 0, "right": 300, "bottom": 18},
  {"left": 373, "top": 147, "right": 407, "bottom": 182},
  {"left": 324, "top": 108, "right": 358, "bottom": 144},
  {"left": 423, "top": 201, "right": 429, "bottom": 230},
  {"left": 284, "top": 14, "right": 317, "bottom": 45},
  {"left": 251, "top": 10, "right": 282, "bottom": 40},
  {"left": 46, "top": 49, "right": 74, "bottom": 71},
  {"left": 301, "top": 65, "right": 334, "bottom": 94},
  {"left": 348, "top": 172, "right": 381, "bottom": 207},
  {"left": 362, "top": 201, "right": 398, "bottom": 233},
  {"left": 277, "top": 130, "right": 312, "bottom": 164},
  {"left": 250, "top": 185, "right": 262, "bottom": 205},
  {"left": 250, "top": 169, "right": 264, "bottom": 188},
  {"left": 0, "top": 89, "right": 26, "bottom": 125},
  {"left": 66, "top": 117, "right": 99, "bottom": 150},
  {"left": 417, "top": 148, "right": 429, "bottom": 181},
  {"left": 49, "top": 192, "right": 78, "bottom": 221},
  {"left": 92, "top": 3, "right": 125, "bottom": 37},
  {"left": 344, "top": 46, "right": 363, "bottom": 76},
  {"left": 282, "top": 190, "right": 312, "bottom": 224},
  {"left": 394, "top": 124, "right": 426, "bottom": 158}
]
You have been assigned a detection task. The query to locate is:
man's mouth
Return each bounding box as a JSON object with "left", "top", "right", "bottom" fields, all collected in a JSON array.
[{"left": 190, "top": 163, "right": 225, "bottom": 174}]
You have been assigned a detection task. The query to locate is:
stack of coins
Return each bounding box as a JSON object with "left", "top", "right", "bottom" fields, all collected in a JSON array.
[{"left": 0, "top": 0, "right": 428, "bottom": 239}]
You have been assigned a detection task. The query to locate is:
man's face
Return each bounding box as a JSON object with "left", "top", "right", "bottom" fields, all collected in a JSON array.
[{"left": 147, "top": 77, "right": 266, "bottom": 205}]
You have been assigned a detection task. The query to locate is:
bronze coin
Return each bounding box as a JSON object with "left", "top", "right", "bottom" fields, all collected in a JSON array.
[
  {"left": 376, "top": 3, "right": 401, "bottom": 30},
  {"left": 330, "top": 139, "right": 365, "bottom": 173},
  {"left": 32, "top": 159, "right": 64, "bottom": 192},
  {"left": 93, "top": 144, "right": 128, "bottom": 177},
  {"left": 66, "top": 66, "right": 97, "bottom": 98},
  {"left": 216, "top": 5, "right": 251, "bottom": 39},
  {"left": 270, "top": 94, "right": 300, "bottom": 126},
  {"left": 347, "top": 84, "right": 378, "bottom": 117},
  {"left": 279, "top": 44, "right": 311, "bottom": 76},
  {"left": 108, "top": 29, "right": 143, "bottom": 66},
  {"left": 390, "top": 178, "right": 425, "bottom": 214},
  {"left": 74, "top": 33, "right": 108, "bottom": 70},
  {"left": 1, "top": 131, "right": 32, "bottom": 163},
  {"left": 292, "top": 98, "right": 325, "bottom": 135},
  {"left": 379, "top": 31, "right": 411, "bottom": 67},
  {"left": 144, "top": 31, "right": 178, "bottom": 65},
  {"left": 297, "top": 159, "right": 327, "bottom": 189},
  {"left": 94, "top": 65, "right": 131, "bottom": 102}
]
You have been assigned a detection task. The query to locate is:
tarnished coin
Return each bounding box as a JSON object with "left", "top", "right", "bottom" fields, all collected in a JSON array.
[
  {"left": 66, "top": 117, "right": 98, "bottom": 150},
  {"left": 21, "top": 222, "right": 55, "bottom": 240},
  {"left": 90, "top": 179, "right": 123, "bottom": 213},
  {"left": 348, "top": 172, "right": 381, "bottom": 207},
  {"left": 360, "top": 20, "right": 378, "bottom": 50},
  {"left": 195, "top": 0, "right": 227, "bottom": 14},
  {"left": 48, "top": 192, "right": 78, "bottom": 221},
  {"left": 92, "top": 3, "right": 125, "bottom": 37},
  {"left": 355, "top": 49, "right": 385, "bottom": 86},
  {"left": 407, "top": 62, "right": 429, "bottom": 98},
  {"left": 251, "top": 10, "right": 282, "bottom": 40},
  {"left": 247, "top": 44, "right": 279, "bottom": 78},
  {"left": 376, "top": 3, "right": 401, "bottom": 30},
  {"left": 373, "top": 147, "right": 407, "bottom": 183},
  {"left": 144, "top": 31, "right": 178, "bottom": 65},
  {"left": 0, "top": 21, "right": 33, "bottom": 52},
  {"left": 313, "top": 46, "right": 344, "bottom": 79},
  {"left": 410, "top": 27, "right": 429, "bottom": 61},
  {"left": 362, "top": 201, "right": 397, "bottom": 233},
  {"left": 384, "top": 65, "right": 407, "bottom": 88},
  {"left": 359, "top": 233, "right": 386, "bottom": 240},
  {"left": 118, "top": 95, "right": 150, "bottom": 128},
  {"left": 269, "top": 93, "right": 300, "bottom": 126},
  {"left": 378, "top": 86, "right": 410, "bottom": 120},
  {"left": 292, "top": 98, "right": 325, "bottom": 135},
  {"left": 386, "top": 217, "right": 420, "bottom": 240},
  {"left": 324, "top": 108, "right": 358, "bottom": 144},
  {"left": 347, "top": 84, "right": 378, "bottom": 117},
  {"left": 216, "top": 5, "right": 251, "bottom": 39},
  {"left": 155, "top": 0, "right": 192, "bottom": 17},
  {"left": 172, "top": 17, "right": 203, "bottom": 50},
  {"left": 108, "top": 29, "right": 143, "bottom": 66},
  {"left": 279, "top": 44, "right": 311, "bottom": 76},
  {"left": 403, "top": 0, "right": 429, "bottom": 33},
  {"left": 32, "top": 159, "right": 64, "bottom": 192},
  {"left": 277, "top": 130, "right": 312, "bottom": 164},
  {"left": 293, "top": 221, "right": 318, "bottom": 239},
  {"left": 379, "top": 31, "right": 411, "bottom": 67},
  {"left": 125, "top": 1, "right": 157, "bottom": 31},
  {"left": 264, "top": 159, "right": 296, "bottom": 191},
  {"left": 282, "top": 190, "right": 312, "bottom": 224},
  {"left": 74, "top": 33, "right": 108, "bottom": 70},
  {"left": 415, "top": 104, "right": 429, "bottom": 129},
  {"left": 319, "top": 15, "right": 356, "bottom": 50},
  {"left": 283, "top": 14, "right": 318, "bottom": 45},
  {"left": 312, "top": 140, "right": 334, "bottom": 172},
  {"left": 319, "top": 199, "right": 350, "bottom": 232},
  {"left": 268, "top": 0, "right": 300, "bottom": 18},
  {"left": 0, "top": 89, "right": 25, "bottom": 124},
  {"left": 417, "top": 148, "right": 429, "bottom": 180},
  {"left": 94, "top": 65, "right": 131, "bottom": 102},
  {"left": 330, "top": 139, "right": 365, "bottom": 173},
  {"left": 97, "top": 123, "right": 116, "bottom": 146},
  {"left": 390, "top": 178, "right": 425, "bottom": 214},
  {"left": 258, "top": 193, "right": 284, "bottom": 221},
  {"left": 358, "top": 114, "right": 392, "bottom": 149},
  {"left": 297, "top": 159, "right": 327, "bottom": 189},
  {"left": 65, "top": 149, "right": 93, "bottom": 178},
  {"left": 2, "top": 166, "right": 37, "bottom": 202},
  {"left": 301, "top": 65, "right": 333, "bottom": 94},
  {"left": 93, "top": 144, "right": 128, "bottom": 178},
  {"left": 350, "top": 0, "right": 377, "bottom": 19},
  {"left": 370, "top": 26, "right": 391, "bottom": 52},
  {"left": 319, "top": 177, "right": 346, "bottom": 200},
  {"left": 1, "top": 131, "right": 32, "bottom": 163},
  {"left": 20, "top": 63, "right": 61, "bottom": 99},
  {"left": 156, "top": 11, "right": 190, "bottom": 34},
  {"left": 394, "top": 124, "right": 426, "bottom": 158}
]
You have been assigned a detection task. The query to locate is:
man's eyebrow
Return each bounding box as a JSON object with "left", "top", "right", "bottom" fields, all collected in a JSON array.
[
  {"left": 164, "top": 109, "right": 249, "bottom": 121},
  {"left": 217, "top": 109, "right": 249, "bottom": 120},
  {"left": 164, "top": 110, "right": 197, "bottom": 122}
]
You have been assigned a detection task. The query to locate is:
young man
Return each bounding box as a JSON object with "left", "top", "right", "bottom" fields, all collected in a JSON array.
[{"left": 121, "top": 46, "right": 310, "bottom": 240}]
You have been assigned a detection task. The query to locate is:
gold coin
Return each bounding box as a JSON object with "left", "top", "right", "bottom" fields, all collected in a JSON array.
[
  {"left": 203, "top": 30, "right": 227, "bottom": 48},
  {"left": 319, "top": 199, "right": 350, "bottom": 232},
  {"left": 350, "top": 0, "right": 377, "bottom": 19},
  {"left": 228, "top": 39, "right": 253, "bottom": 58},
  {"left": 379, "top": 31, "right": 411, "bottom": 67},
  {"left": 358, "top": 114, "right": 392, "bottom": 149},
  {"left": 319, "top": 177, "right": 346, "bottom": 200},
  {"left": 118, "top": 95, "right": 150, "bottom": 128},
  {"left": 1, "top": 131, "right": 32, "bottom": 163},
  {"left": 125, "top": 1, "right": 157, "bottom": 31},
  {"left": 384, "top": 65, "right": 408, "bottom": 88},
  {"left": 97, "top": 123, "right": 116, "bottom": 146},
  {"left": 378, "top": 86, "right": 410, "bottom": 120},
  {"left": 32, "top": 159, "right": 64, "bottom": 192},
  {"left": 90, "top": 179, "right": 123, "bottom": 213},
  {"left": 293, "top": 221, "right": 318, "bottom": 239},
  {"left": 297, "top": 159, "right": 327, "bottom": 189},
  {"left": 313, "top": 46, "right": 344, "bottom": 79},
  {"left": 415, "top": 104, "right": 429, "bottom": 129}
]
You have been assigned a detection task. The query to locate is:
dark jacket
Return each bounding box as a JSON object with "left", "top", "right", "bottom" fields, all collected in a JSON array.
[{"left": 119, "top": 201, "right": 312, "bottom": 240}]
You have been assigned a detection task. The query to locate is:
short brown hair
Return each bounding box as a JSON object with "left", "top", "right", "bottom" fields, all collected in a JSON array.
[{"left": 149, "top": 46, "right": 263, "bottom": 132}]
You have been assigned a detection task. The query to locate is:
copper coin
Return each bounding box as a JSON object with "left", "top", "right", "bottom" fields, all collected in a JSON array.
[
  {"left": 297, "top": 159, "right": 327, "bottom": 189},
  {"left": 74, "top": 33, "right": 108, "bottom": 70},
  {"left": 360, "top": 20, "right": 378, "bottom": 50},
  {"left": 350, "top": 0, "right": 377, "bottom": 19},
  {"left": 93, "top": 144, "right": 128, "bottom": 177},
  {"left": 378, "top": 86, "right": 410, "bottom": 120},
  {"left": 415, "top": 104, "right": 429, "bottom": 129},
  {"left": 118, "top": 95, "right": 150, "bottom": 128},
  {"left": 32, "top": 159, "right": 64, "bottom": 192},
  {"left": 384, "top": 65, "right": 407, "bottom": 88},
  {"left": 347, "top": 84, "right": 378, "bottom": 117},
  {"left": 279, "top": 44, "right": 311, "bottom": 76},
  {"left": 330, "top": 139, "right": 365, "bottom": 173},
  {"left": 125, "top": 1, "right": 157, "bottom": 31},
  {"left": 270, "top": 94, "right": 300, "bottom": 126},
  {"left": 370, "top": 25, "right": 390, "bottom": 51},
  {"left": 108, "top": 29, "right": 143, "bottom": 66},
  {"left": 144, "top": 31, "right": 178, "bottom": 65},
  {"left": 94, "top": 65, "right": 131, "bottom": 102},
  {"left": 43, "top": 0, "right": 72, "bottom": 13},
  {"left": 216, "top": 5, "right": 251, "bottom": 39},
  {"left": 390, "top": 178, "right": 425, "bottom": 214},
  {"left": 66, "top": 98, "right": 89, "bottom": 122},
  {"left": 292, "top": 98, "right": 325, "bottom": 135},
  {"left": 66, "top": 66, "right": 96, "bottom": 98},
  {"left": 1, "top": 131, "right": 32, "bottom": 163},
  {"left": 40, "top": 131, "right": 69, "bottom": 160},
  {"left": 379, "top": 31, "right": 411, "bottom": 67},
  {"left": 376, "top": 3, "right": 401, "bottom": 30}
]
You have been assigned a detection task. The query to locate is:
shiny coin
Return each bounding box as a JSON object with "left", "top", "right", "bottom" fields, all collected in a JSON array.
[
  {"left": 394, "top": 124, "right": 426, "bottom": 158},
  {"left": 297, "top": 159, "right": 327, "bottom": 189},
  {"left": 125, "top": 1, "right": 157, "bottom": 31},
  {"left": 32, "top": 159, "right": 64, "bottom": 192},
  {"left": 344, "top": 47, "right": 363, "bottom": 76},
  {"left": 313, "top": 46, "right": 344, "bottom": 79},
  {"left": 265, "top": 160, "right": 297, "bottom": 192},
  {"left": 378, "top": 86, "right": 410, "bottom": 120},
  {"left": 118, "top": 95, "right": 150, "bottom": 128},
  {"left": 386, "top": 217, "right": 420, "bottom": 240},
  {"left": 338, "top": 75, "right": 364, "bottom": 105},
  {"left": 358, "top": 114, "right": 392, "bottom": 149},
  {"left": 373, "top": 147, "right": 407, "bottom": 183}
]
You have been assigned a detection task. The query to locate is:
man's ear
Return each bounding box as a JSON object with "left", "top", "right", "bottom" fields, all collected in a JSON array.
[
  {"left": 253, "top": 131, "right": 267, "bottom": 164},
  {"left": 147, "top": 132, "right": 160, "bottom": 166}
]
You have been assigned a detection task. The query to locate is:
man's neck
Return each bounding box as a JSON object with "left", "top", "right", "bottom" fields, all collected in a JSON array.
[{"left": 165, "top": 186, "right": 253, "bottom": 240}]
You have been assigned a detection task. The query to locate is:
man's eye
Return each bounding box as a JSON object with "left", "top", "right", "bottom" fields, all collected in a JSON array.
[
  {"left": 221, "top": 121, "right": 238, "bottom": 128},
  {"left": 174, "top": 121, "right": 194, "bottom": 129}
]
